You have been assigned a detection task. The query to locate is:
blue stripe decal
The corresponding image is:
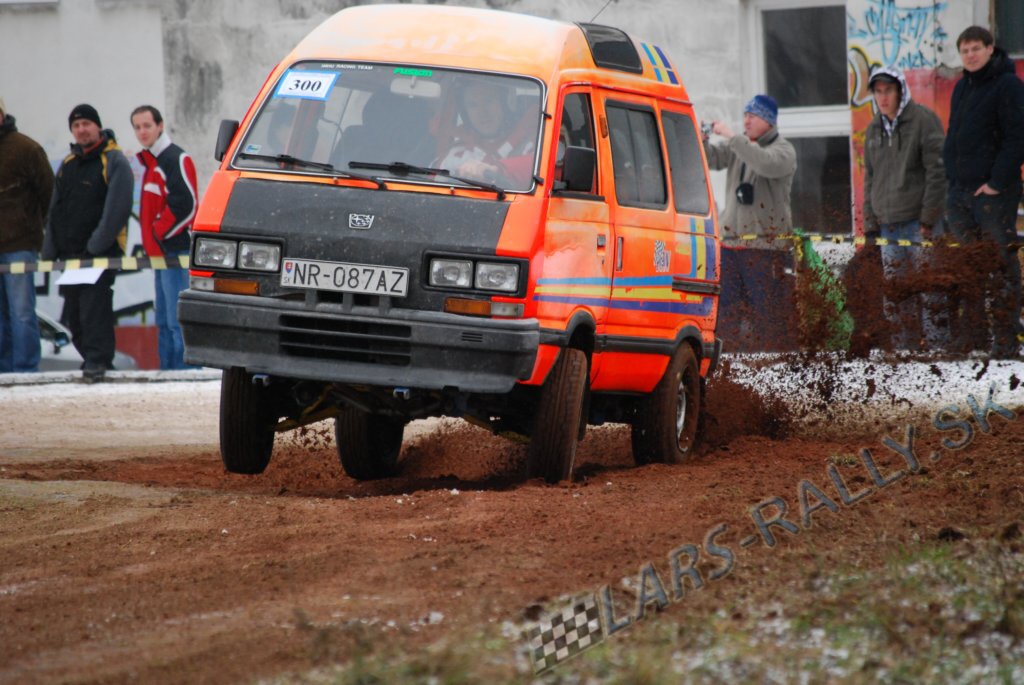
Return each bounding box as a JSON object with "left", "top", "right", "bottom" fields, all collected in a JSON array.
[
  {"left": 704, "top": 236, "right": 717, "bottom": 278},
  {"left": 688, "top": 233, "right": 699, "bottom": 278},
  {"left": 641, "top": 42, "right": 658, "bottom": 66},
  {"left": 535, "top": 295, "right": 713, "bottom": 316},
  {"left": 536, "top": 277, "right": 613, "bottom": 286},
  {"left": 654, "top": 45, "right": 673, "bottom": 70},
  {"left": 536, "top": 295, "right": 610, "bottom": 307},
  {"left": 613, "top": 275, "right": 675, "bottom": 287}
]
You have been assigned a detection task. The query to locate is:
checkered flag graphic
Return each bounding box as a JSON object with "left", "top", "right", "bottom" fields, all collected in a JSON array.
[{"left": 525, "top": 594, "right": 605, "bottom": 674}]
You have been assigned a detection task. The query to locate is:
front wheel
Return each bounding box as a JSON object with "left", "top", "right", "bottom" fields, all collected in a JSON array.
[
  {"left": 631, "top": 344, "right": 702, "bottom": 465},
  {"left": 527, "top": 348, "right": 588, "bottom": 483},
  {"left": 220, "top": 367, "right": 276, "bottom": 474},
  {"left": 334, "top": 408, "right": 405, "bottom": 480}
]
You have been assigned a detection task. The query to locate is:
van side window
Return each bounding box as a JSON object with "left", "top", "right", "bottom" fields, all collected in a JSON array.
[
  {"left": 662, "top": 112, "right": 711, "bottom": 216},
  {"left": 556, "top": 93, "right": 597, "bottom": 194},
  {"left": 606, "top": 104, "right": 666, "bottom": 207}
]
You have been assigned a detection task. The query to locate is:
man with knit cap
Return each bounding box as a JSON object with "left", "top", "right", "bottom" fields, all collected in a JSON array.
[
  {"left": 43, "top": 104, "right": 132, "bottom": 382},
  {"left": 0, "top": 97, "right": 54, "bottom": 373},
  {"left": 704, "top": 94, "right": 798, "bottom": 351},
  {"left": 862, "top": 65, "right": 946, "bottom": 351}
]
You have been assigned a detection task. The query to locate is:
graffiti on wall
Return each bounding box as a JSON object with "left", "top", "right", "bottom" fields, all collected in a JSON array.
[{"left": 847, "top": 0, "right": 948, "bottom": 70}]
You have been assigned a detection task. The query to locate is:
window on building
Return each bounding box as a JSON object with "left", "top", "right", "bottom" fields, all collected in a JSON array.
[
  {"left": 995, "top": 0, "right": 1024, "bottom": 55},
  {"left": 747, "top": 0, "right": 851, "bottom": 232},
  {"left": 606, "top": 103, "right": 667, "bottom": 207},
  {"left": 763, "top": 6, "right": 847, "bottom": 107}
]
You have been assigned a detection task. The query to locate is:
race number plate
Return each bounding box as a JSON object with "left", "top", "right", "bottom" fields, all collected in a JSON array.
[{"left": 280, "top": 258, "right": 408, "bottom": 297}]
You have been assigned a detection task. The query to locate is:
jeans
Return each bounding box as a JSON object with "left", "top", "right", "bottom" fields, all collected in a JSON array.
[
  {"left": 0, "top": 250, "right": 41, "bottom": 372},
  {"left": 879, "top": 220, "right": 920, "bottom": 349},
  {"left": 154, "top": 255, "right": 193, "bottom": 370},
  {"left": 945, "top": 185, "right": 1023, "bottom": 354}
]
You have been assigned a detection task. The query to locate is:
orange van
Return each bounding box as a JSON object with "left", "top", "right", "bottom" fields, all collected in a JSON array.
[{"left": 179, "top": 4, "right": 721, "bottom": 482}]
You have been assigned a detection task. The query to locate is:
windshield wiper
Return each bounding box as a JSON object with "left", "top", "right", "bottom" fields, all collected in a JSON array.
[
  {"left": 238, "top": 152, "right": 386, "bottom": 188},
  {"left": 349, "top": 160, "right": 506, "bottom": 199},
  {"left": 350, "top": 160, "right": 448, "bottom": 176}
]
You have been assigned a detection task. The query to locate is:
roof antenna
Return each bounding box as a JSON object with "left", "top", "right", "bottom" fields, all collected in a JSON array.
[{"left": 588, "top": 0, "right": 614, "bottom": 23}]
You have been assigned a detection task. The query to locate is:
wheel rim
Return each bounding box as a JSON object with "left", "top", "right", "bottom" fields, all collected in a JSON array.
[
  {"left": 675, "top": 374, "right": 688, "bottom": 444},
  {"left": 671, "top": 366, "right": 696, "bottom": 450}
]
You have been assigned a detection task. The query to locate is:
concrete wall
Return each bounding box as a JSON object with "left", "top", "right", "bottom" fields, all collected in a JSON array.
[
  {"left": 1, "top": 0, "right": 746, "bottom": 323},
  {"left": 156, "top": 0, "right": 745, "bottom": 187}
]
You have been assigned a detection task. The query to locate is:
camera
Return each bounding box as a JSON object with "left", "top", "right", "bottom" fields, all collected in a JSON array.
[
  {"left": 700, "top": 121, "right": 713, "bottom": 138},
  {"left": 736, "top": 182, "right": 754, "bottom": 205}
]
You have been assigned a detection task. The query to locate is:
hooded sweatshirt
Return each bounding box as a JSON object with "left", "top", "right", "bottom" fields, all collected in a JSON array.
[
  {"left": 943, "top": 47, "right": 1024, "bottom": 193},
  {"left": 862, "top": 67, "right": 946, "bottom": 229}
]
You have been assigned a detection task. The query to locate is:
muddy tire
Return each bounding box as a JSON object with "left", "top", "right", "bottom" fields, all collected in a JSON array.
[
  {"left": 632, "top": 344, "right": 701, "bottom": 465},
  {"left": 220, "top": 367, "right": 276, "bottom": 474},
  {"left": 334, "top": 408, "right": 405, "bottom": 480},
  {"left": 527, "top": 347, "right": 588, "bottom": 483}
]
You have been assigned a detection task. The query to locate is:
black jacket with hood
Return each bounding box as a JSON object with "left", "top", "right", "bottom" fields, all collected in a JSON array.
[{"left": 943, "top": 47, "right": 1024, "bottom": 194}]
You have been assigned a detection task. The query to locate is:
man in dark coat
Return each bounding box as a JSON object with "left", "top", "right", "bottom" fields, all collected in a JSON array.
[
  {"left": 42, "top": 104, "right": 132, "bottom": 382},
  {"left": 0, "top": 97, "right": 54, "bottom": 372},
  {"left": 943, "top": 25, "right": 1024, "bottom": 358}
]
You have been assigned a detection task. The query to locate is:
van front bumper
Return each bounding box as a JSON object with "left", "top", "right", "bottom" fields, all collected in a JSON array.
[{"left": 179, "top": 291, "right": 539, "bottom": 393}]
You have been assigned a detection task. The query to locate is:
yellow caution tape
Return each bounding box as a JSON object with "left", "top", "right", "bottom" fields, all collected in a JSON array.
[{"left": 0, "top": 254, "right": 189, "bottom": 275}]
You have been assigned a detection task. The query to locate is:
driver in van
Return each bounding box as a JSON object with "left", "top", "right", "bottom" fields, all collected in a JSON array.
[{"left": 437, "top": 79, "right": 535, "bottom": 187}]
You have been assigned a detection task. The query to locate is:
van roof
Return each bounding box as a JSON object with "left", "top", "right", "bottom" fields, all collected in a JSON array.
[{"left": 284, "top": 4, "right": 690, "bottom": 100}]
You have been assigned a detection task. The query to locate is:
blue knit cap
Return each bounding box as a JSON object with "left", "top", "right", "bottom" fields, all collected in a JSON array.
[{"left": 744, "top": 94, "right": 778, "bottom": 126}]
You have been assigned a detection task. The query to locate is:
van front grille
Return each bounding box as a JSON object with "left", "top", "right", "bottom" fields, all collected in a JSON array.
[{"left": 278, "top": 315, "right": 411, "bottom": 366}]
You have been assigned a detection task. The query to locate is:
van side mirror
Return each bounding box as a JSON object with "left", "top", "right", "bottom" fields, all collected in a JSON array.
[
  {"left": 214, "top": 119, "right": 240, "bottom": 161},
  {"left": 561, "top": 145, "right": 596, "bottom": 193}
]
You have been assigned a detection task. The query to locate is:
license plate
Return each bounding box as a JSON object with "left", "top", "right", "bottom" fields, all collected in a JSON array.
[{"left": 280, "top": 258, "right": 409, "bottom": 297}]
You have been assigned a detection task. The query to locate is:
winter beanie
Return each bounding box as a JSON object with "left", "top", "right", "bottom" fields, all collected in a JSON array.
[
  {"left": 68, "top": 103, "right": 102, "bottom": 129},
  {"left": 744, "top": 94, "right": 778, "bottom": 126}
]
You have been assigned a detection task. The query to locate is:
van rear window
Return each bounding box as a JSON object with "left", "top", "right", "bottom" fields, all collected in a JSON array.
[
  {"left": 577, "top": 23, "right": 643, "bottom": 74},
  {"left": 234, "top": 62, "right": 544, "bottom": 193}
]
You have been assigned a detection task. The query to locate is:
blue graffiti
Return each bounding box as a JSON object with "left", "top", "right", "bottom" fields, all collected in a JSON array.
[{"left": 848, "top": 0, "right": 948, "bottom": 69}]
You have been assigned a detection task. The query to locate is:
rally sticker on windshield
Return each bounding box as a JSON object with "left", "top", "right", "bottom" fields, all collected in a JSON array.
[{"left": 275, "top": 70, "right": 338, "bottom": 101}]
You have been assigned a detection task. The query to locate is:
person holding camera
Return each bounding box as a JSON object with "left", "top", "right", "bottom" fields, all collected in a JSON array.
[{"left": 703, "top": 94, "right": 798, "bottom": 351}]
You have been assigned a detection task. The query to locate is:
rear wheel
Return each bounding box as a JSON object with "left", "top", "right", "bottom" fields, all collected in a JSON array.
[
  {"left": 220, "top": 367, "right": 276, "bottom": 474},
  {"left": 527, "top": 348, "right": 588, "bottom": 483},
  {"left": 632, "top": 344, "right": 701, "bottom": 465},
  {"left": 334, "top": 408, "right": 405, "bottom": 480}
]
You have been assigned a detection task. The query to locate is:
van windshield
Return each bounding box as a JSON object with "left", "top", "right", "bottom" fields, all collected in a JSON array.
[{"left": 234, "top": 62, "right": 544, "bottom": 193}]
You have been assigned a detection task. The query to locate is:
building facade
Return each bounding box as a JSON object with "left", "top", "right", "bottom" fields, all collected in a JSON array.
[{"left": 1, "top": 0, "right": 1020, "bottom": 320}]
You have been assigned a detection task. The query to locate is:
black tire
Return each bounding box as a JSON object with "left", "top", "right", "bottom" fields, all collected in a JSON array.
[
  {"left": 334, "top": 408, "right": 405, "bottom": 480},
  {"left": 631, "top": 344, "right": 701, "bottom": 465},
  {"left": 220, "top": 367, "right": 276, "bottom": 474},
  {"left": 527, "top": 348, "right": 588, "bottom": 483}
]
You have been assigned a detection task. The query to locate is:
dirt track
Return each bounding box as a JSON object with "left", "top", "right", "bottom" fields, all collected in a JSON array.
[{"left": 1, "top": 368, "right": 1022, "bottom": 683}]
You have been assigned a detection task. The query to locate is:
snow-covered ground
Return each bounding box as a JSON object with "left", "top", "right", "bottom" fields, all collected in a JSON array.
[{"left": 2, "top": 355, "right": 1020, "bottom": 442}]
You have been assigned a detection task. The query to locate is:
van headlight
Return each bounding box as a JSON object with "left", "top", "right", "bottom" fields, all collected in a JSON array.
[
  {"left": 238, "top": 241, "right": 281, "bottom": 272},
  {"left": 193, "top": 237, "right": 237, "bottom": 269},
  {"left": 429, "top": 259, "right": 473, "bottom": 288},
  {"left": 475, "top": 262, "right": 519, "bottom": 292}
]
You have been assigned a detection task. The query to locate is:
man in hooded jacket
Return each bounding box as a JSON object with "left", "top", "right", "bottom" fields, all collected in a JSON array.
[
  {"left": 862, "top": 66, "right": 946, "bottom": 351},
  {"left": 943, "top": 25, "right": 1024, "bottom": 358}
]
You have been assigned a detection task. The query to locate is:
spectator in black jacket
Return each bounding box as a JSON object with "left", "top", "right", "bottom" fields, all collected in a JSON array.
[
  {"left": 43, "top": 104, "right": 132, "bottom": 382},
  {"left": 943, "top": 25, "right": 1024, "bottom": 359}
]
